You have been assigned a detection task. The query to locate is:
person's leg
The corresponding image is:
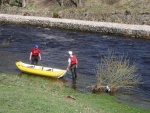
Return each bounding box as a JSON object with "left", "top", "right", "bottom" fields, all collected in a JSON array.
[
  {"left": 35, "top": 56, "right": 38, "bottom": 65},
  {"left": 74, "top": 66, "right": 77, "bottom": 78},
  {"left": 31, "top": 56, "right": 35, "bottom": 65},
  {"left": 32, "top": 56, "right": 38, "bottom": 65},
  {"left": 71, "top": 65, "right": 77, "bottom": 80},
  {"left": 70, "top": 66, "right": 75, "bottom": 80}
]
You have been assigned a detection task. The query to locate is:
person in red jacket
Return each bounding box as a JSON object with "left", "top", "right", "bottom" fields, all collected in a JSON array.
[
  {"left": 67, "top": 51, "right": 78, "bottom": 80},
  {"left": 29, "top": 45, "right": 41, "bottom": 65}
]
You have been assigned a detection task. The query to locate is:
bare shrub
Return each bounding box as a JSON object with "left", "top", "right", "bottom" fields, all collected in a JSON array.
[{"left": 95, "top": 50, "right": 141, "bottom": 92}]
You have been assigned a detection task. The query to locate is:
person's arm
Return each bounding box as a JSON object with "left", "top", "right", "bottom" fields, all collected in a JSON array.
[
  {"left": 67, "top": 58, "right": 71, "bottom": 71},
  {"left": 76, "top": 59, "right": 78, "bottom": 68},
  {"left": 39, "top": 53, "right": 41, "bottom": 60},
  {"left": 29, "top": 52, "right": 32, "bottom": 60}
]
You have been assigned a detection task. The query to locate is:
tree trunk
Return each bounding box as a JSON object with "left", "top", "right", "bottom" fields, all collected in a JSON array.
[
  {"left": 21, "top": 0, "right": 26, "bottom": 8},
  {"left": 77, "top": 0, "right": 82, "bottom": 7},
  {"left": 0, "top": 0, "right": 4, "bottom": 5},
  {"left": 61, "top": 0, "right": 64, "bottom": 6}
]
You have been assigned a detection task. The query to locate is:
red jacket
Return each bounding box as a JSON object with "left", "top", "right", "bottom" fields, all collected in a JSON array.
[
  {"left": 70, "top": 56, "right": 77, "bottom": 65},
  {"left": 31, "top": 48, "right": 40, "bottom": 56}
]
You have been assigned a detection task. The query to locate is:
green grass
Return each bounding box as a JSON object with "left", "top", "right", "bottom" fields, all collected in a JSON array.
[{"left": 0, "top": 73, "right": 149, "bottom": 113}]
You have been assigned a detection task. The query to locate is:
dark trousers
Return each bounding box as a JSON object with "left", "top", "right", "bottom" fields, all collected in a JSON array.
[
  {"left": 31, "top": 56, "right": 39, "bottom": 65},
  {"left": 70, "top": 64, "right": 77, "bottom": 80}
]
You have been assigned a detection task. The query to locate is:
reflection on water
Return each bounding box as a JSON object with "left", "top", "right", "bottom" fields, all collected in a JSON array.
[
  {"left": 71, "top": 80, "right": 77, "bottom": 90},
  {"left": 0, "top": 24, "right": 150, "bottom": 109}
]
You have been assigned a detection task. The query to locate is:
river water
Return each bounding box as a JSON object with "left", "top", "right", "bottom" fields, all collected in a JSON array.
[{"left": 0, "top": 24, "right": 150, "bottom": 109}]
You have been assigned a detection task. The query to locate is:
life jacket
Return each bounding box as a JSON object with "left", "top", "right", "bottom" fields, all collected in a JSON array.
[
  {"left": 70, "top": 56, "right": 77, "bottom": 65},
  {"left": 32, "top": 48, "right": 40, "bottom": 56}
]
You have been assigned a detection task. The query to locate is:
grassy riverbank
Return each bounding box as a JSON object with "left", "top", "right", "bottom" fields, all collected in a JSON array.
[
  {"left": 0, "top": 73, "right": 149, "bottom": 113},
  {"left": 0, "top": 0, "right": 150, "bottom": 25}
]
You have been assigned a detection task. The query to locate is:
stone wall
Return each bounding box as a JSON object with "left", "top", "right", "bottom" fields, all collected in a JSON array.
[{"left": 0, "top": 14, "right": 150, "bottom": 39}]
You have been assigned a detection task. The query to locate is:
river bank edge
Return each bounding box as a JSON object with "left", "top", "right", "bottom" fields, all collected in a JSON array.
[
  {"left": 0, "top": 73, "right": 149, "bottom": 112},
  {"left": 0, "top": 14, "right": 150, "bottom": 39}
]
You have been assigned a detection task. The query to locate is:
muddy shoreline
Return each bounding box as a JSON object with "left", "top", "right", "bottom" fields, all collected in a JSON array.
[{"left": 0, "top": 14, "right": 150, "bottom": 39}]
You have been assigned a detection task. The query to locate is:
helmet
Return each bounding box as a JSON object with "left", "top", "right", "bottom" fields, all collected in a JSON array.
[
  {"left": 68, "top": 51, "right": 72, "bottom": 55},
  {"left": 35, "top": 45, "right": 38, "bottom": 48}
]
